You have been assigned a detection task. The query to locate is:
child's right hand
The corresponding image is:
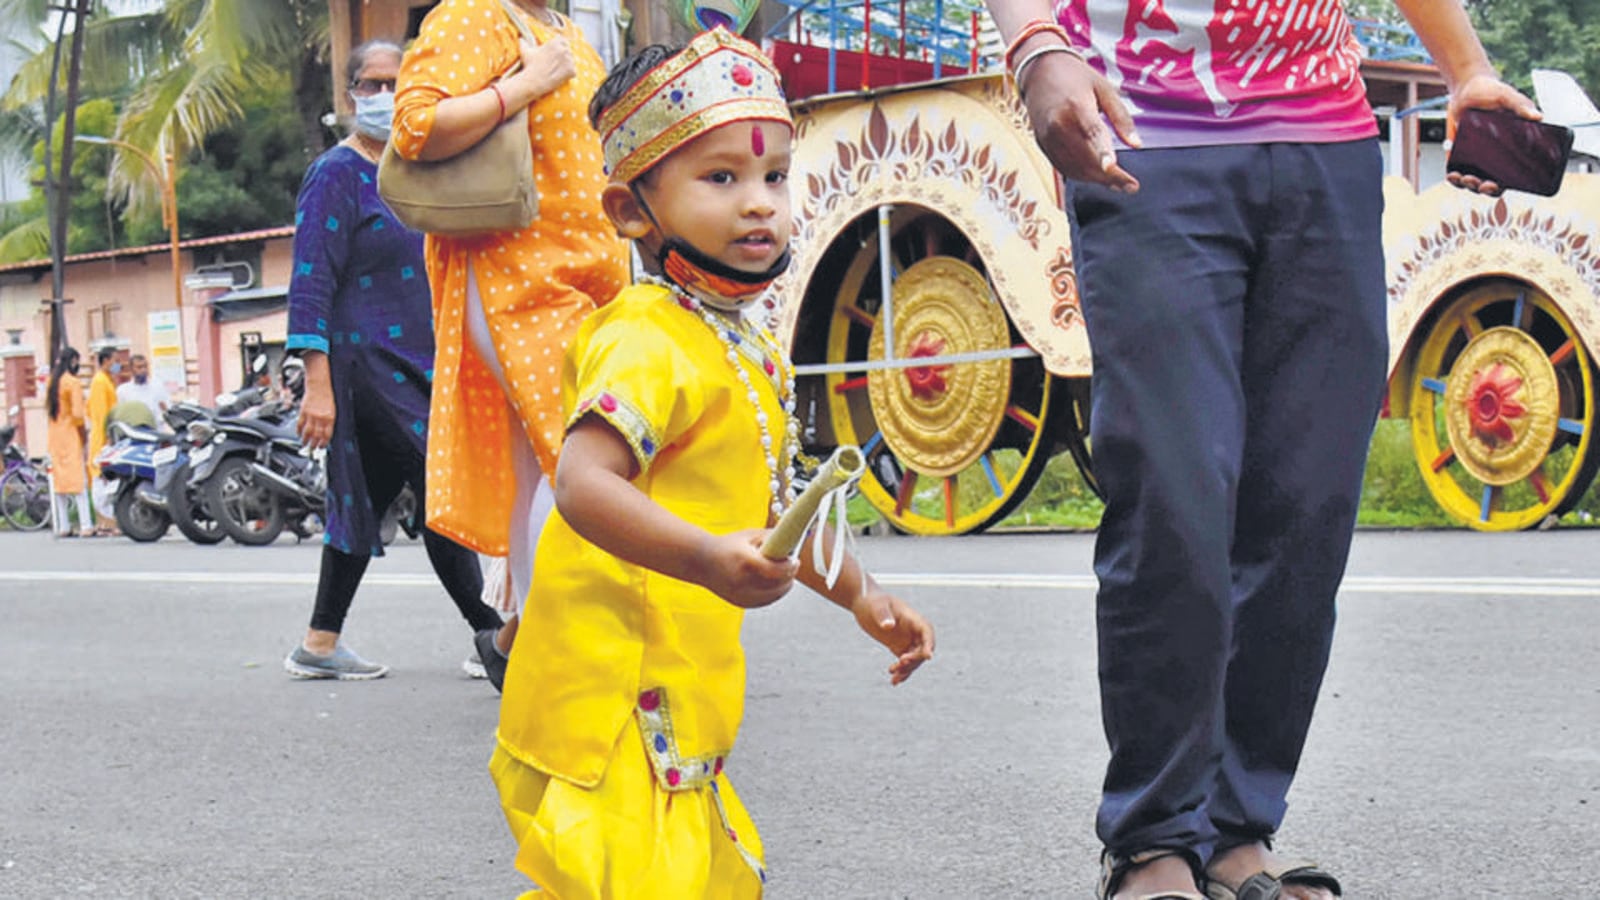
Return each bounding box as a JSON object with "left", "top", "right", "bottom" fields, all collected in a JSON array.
[{"left": 697, "top": 530, "right": 798, "bottom": 609}]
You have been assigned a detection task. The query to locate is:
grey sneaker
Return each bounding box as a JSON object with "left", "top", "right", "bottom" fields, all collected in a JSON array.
[
  {"left": 462, "top": 650, "right": 487, "bottom": 680},
  {"left": 284, "top": 643, "right": 390, "bottom": 680}
]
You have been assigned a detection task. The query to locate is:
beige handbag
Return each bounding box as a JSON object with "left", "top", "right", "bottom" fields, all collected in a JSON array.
[{"left": 377, "top": 0, "right": 541, "bottom": 236}]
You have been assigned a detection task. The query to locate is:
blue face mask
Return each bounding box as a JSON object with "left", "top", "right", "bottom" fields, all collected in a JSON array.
[
  {"left": 353, "top": 91, "right": 394, "bottom": 142},
  {"left": 109, "top": 362, "right": 122, "bottom": 375}
]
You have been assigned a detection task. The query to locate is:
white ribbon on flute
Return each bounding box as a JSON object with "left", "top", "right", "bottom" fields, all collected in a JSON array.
[{"left": 760, "top": 445, "right": 866, "bottom": 589}]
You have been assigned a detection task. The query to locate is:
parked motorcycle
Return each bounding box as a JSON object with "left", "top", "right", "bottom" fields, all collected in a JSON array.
[
  {"left": 151, "top": 403, "right": 227, "bottom": 545},
  {"left": 94, "top": 421, "right": 172, "bottom": 542}
]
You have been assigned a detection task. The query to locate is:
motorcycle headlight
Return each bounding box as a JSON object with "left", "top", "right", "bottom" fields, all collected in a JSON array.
[{"left": 186, "top": 421, "right": 216, "bottom": 444}]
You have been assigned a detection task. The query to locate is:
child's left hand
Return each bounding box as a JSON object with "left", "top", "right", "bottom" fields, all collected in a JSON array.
[{"left": 851, "top": 587, "right": 935, "bottom": 685}]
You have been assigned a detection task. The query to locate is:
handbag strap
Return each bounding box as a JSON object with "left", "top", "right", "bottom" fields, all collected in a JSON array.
[{"left": 499, "top": 0, "right": 544, "bottom": 47}]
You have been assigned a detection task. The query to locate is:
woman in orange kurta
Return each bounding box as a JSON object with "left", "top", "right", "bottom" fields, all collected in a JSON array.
[
  {"left": 45, "top": 347, "right": 92, "bottom": 537},
  {"left": 393, "top": 0, "right": 629, "bottom": 680}
]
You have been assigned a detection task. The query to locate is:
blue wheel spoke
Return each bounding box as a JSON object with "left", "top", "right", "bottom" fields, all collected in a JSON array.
[
  {"left": 862, "top": 431, "right": 883, "bottom": 456},
  {"left": 1513, "top": 290, "right": 1527, "bottom": 330},
  {"left": 980, "top": 453, "right": 1002, "bottom": 498},
  {"left": 1558, "top": 418, "right": 1585, "bottom": 437},
  {"left": 1480, "top": 484, "right": 1495, "bottom": 522},
  {"left": 1422, "top": 377, "right": 1448, "bottom": 394}
]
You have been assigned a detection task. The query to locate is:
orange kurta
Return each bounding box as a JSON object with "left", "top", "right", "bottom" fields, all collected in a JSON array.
[
  {"left": 394, "top": 0, "right": 629, "bottom": 556},
  {"left": 85, "top": 369, "right": 116, "bottom": 479},
  {"left": 47, "top": 373, "right": 87, "bottom": 495}
]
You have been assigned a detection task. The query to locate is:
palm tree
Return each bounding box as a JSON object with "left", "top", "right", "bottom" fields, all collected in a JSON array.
[{"left": 1, "top": 0, "right": 328, "bottom": 221}]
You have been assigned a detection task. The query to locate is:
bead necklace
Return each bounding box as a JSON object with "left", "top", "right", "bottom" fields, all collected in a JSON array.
[{"left": 645, "top": 275, "right": 800, "bottom": 519}]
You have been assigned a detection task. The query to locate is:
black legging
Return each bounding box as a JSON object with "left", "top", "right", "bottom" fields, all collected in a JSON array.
[
  {"left": 308, "top": 394, "right": 500, "bottom": 635},
  {"left": 309, "top": 527, "right": 500, "bottom": 634}
]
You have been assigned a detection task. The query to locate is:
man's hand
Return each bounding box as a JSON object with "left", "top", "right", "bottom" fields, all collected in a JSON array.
[
  {"left": 1445, "top": 74, "right": 1543, "bottom": 197},
  {"left": 1017, "top": 52, "right": 1142, "bottom": 192}
]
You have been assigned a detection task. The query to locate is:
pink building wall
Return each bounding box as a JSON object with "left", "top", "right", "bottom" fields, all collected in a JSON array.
[{"left": 0, "top": 227, "right": 294, "bottom": 455}]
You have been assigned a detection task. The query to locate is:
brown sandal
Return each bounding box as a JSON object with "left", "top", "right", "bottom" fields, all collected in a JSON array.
[
  {"left": 1098, "top": 848, "right": 1208, "bottom": 900},
  {"left": 1203, "top": 859, "right": 1343, "bottom": 900}
]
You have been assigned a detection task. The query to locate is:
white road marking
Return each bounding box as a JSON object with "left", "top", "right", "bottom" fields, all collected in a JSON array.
[{"left": 5, "top": 570, "right": 1600, "bottom": 596}]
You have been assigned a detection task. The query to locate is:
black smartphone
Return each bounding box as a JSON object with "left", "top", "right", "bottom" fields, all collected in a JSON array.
[{"left": 1446, "top": 107, "right": 1574, "bottom": 197}]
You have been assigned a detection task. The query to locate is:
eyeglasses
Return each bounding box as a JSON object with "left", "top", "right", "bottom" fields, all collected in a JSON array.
[{"left": 350, "top": 78, "right": 397, "bottom": 97}]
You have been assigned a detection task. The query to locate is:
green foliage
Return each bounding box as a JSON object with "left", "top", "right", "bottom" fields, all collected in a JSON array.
[
  {"left": 1355, "top": 418, "right": 1454, "bottom": 528},
  {"left": 151, "top": 74, "right": 308, "bottom": 243},
  {"left": 1467, "top": 0, "right": 1600, "bottom": 99},
  {"left": 0, "top": 76, "right": 309, "bottom": 261}
]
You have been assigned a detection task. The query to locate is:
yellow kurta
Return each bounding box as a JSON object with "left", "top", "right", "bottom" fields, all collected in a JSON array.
[
  {"left": 85, "top": 370, "right": 116, "bottom": 480},
  {"left": 47, "top": 373, "right": 87, "bottom": 495},
  {"left": 492, "top": 284, "right": 794, "bottom": 898},
  {"left": 393, "top": 0, "right": 630, "bottom": 556}
]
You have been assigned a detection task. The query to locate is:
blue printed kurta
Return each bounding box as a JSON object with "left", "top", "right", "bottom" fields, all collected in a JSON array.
[{"left": 286, "top": 145, "right": 435, "bottom": 556}]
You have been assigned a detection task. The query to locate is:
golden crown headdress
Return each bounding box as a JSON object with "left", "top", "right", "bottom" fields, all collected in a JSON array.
[{"left": 599, "top": 28, "right": 793, "bottom": 184}]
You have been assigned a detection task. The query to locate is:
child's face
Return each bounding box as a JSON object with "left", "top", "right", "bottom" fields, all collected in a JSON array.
[{"left": 635, "top": 120, "right": 792, "bottom": 273}]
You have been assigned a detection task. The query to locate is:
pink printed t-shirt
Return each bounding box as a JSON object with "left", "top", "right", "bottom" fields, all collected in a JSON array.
[{"left": 1056, "top": 0, "right": 1380, "bottom": 148}]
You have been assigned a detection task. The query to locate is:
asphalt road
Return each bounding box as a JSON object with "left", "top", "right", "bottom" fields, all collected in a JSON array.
[{"left": 2, "top": 529, "right": 1598, "bottom": 898}]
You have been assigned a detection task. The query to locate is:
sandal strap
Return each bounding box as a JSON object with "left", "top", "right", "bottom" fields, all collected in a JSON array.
[
  {"left": 1098, "top": 847, "right": 1203, "bottom": 900},
  {"left": 1203, "top": 861, "right": 1342, "bottom": 900}
]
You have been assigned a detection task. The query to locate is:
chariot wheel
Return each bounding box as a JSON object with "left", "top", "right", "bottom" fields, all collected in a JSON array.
[
  {"left": 818, "top": 207, "right": 1058, "bottom": 535},
  {"left": 1407, "top": 279, "right": 1599, "bottom": 530}
]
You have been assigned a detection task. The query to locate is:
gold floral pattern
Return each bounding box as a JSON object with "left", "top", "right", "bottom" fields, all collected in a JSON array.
[{"left": 798, "top": 102, "right": 1053, "bottom": 253}]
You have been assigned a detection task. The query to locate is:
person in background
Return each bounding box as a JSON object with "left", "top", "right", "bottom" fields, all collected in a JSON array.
[
  {"left": 392, "top": 0, "right": 631, "bottom": 692},
  {"left": 282, "top": 39, "right": 504, "bottom": 682},
  {"left": 115, "top": 354, "right": 169, "bottom": 421},
  {"left": 84, "top": 347, "right": 119, "bottom": 535},
  {"left": 45, "top": 347, "right": 91, "bottom": 538},
  {"left": 983, "top": 0, "right": 1538, "bottom": 897}
]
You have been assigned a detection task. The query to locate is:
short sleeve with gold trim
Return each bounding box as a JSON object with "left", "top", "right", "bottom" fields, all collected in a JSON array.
[{"left": 565, "top": 289, "right": 706, "bottom": 476}]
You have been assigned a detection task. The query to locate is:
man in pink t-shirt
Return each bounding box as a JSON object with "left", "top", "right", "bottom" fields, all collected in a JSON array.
[{"left": 984, "top": 1, "right": 1537, "bottom": 898}]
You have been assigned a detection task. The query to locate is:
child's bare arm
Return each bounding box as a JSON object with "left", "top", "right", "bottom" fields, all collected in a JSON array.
[
  {"left": 555, "top": 418, "right": 799, "bottom": 608},
  {"left": 796, "top": 526, "right": 935, "bottom": 685}
]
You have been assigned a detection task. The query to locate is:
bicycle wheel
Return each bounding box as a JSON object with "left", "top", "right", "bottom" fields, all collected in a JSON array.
[{"left": 1, "top": 466, "right": 52, "bottom": 531}]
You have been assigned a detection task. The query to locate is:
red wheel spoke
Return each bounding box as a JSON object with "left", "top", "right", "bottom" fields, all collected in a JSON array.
[
  {"left": 1528, "top": 468, "right": 1551, "bottom": 505},
  {"left": 833, "top": 376, "right": 870, "bottom": 394},
  {"left": 1006, "top": 404, "right": 1040, "bottom": 431},
  {"left": 839, "top": 305, "right": 876, "bottom": 329},
  {"left": 1549, "top": 338, "right": 1576, "bottom": 367},
  {"left": 943, "top": 476, "right": 956, "bottom": 528},
  {"left": 894, "top": 469, "right": 919, "bottom": 516},
  {"left": 1430, "top": 446, "right": 1456, "bottom": 473}
]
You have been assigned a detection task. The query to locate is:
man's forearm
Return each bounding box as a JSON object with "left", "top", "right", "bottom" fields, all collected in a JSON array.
[
  {"left": 1391, "top": 0, "right": 1496, "bottom": 89},
  {"left": 984, "top": 0, "right": 1065, "bottom": 40}
]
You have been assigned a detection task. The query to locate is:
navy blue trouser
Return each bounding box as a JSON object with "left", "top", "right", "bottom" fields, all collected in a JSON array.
[{"left": 1068, "top": 139, "right": 1388, "bottom": 865}]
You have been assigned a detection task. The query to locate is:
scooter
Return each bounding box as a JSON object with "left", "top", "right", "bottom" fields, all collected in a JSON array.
[
  {"left": 95, "top": 420, "right": 173, "bottom": 542},
  {"left": 150, "top": 402, "right": 226, "bottom": 545}
]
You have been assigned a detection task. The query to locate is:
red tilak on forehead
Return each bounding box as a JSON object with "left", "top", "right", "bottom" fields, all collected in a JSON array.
[{"left": 751, "top": 125, "right": 765, "bottom": 157}]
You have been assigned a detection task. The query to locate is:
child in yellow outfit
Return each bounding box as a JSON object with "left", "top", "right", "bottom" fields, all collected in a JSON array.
[{"left": 488, "top": 29, "right": 936, "bottom": 899}]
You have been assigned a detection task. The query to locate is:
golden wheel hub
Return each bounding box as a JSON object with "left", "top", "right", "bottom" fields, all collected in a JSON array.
[
  {"left": 867, "top": 256, "right": 1010, "bottom": 478},
  {"left": 1444, "top": 326, "right": 1560, "bottom": 486}
]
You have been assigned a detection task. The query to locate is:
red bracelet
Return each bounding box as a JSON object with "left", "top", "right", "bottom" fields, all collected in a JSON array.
[
  {"left": 1004, "top": 19, "right": 1073, "bottom": 71},
  {"left": 489, "top": 82, "right": 507, "bottom": 124}
]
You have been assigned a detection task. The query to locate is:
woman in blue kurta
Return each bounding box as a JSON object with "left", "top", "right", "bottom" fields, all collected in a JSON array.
[{"left": 281, "top": 40, "right": 503, "bottom": 681}]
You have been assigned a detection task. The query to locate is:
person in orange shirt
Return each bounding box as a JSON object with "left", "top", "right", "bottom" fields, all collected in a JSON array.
[
  {"left": 83, "top": 347, "right": 120, "bottom": 535},
  {"left": 45, "top": 347, "right": 92, "bottom": 537},
  {"left": 392, "top": 0, "right": 629, "bottom": 690}
]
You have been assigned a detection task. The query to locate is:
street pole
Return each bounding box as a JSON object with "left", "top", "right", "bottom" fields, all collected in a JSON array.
[
  {"left": 165, "top": 152, "right": 181, "bottom": 313},
  {"left": 40, "top": 0, "right": 92, "bottom": 364}
]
